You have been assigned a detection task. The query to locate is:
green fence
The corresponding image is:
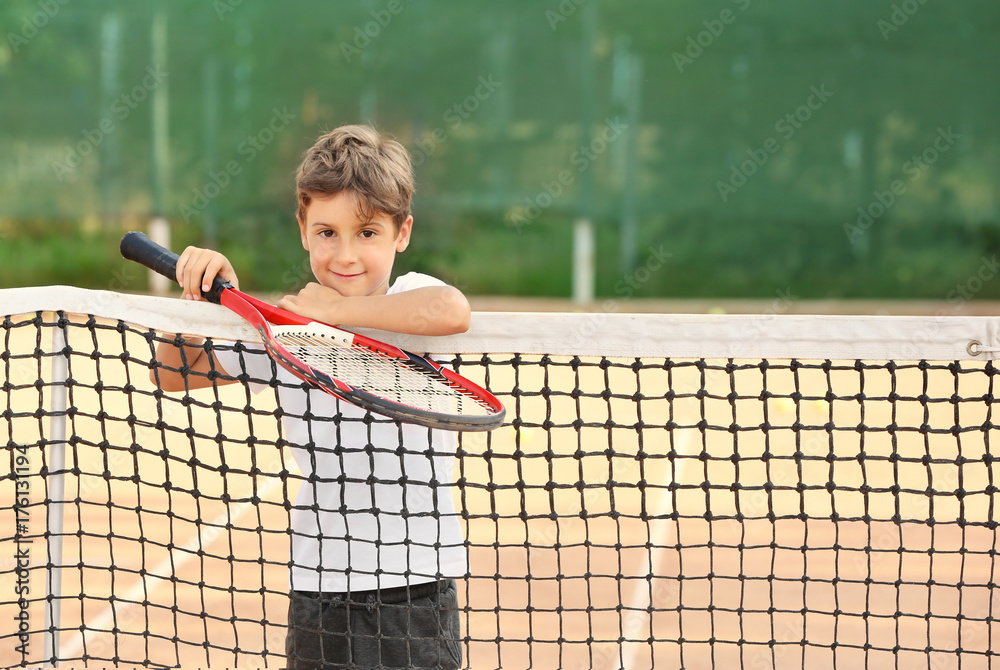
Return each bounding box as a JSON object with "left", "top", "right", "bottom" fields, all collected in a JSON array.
[{"left": 1, "top": 0, "right": 997, "bottom": 298}]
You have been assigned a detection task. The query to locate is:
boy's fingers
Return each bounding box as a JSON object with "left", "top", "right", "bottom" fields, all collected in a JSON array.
[
  {"left": 181, "top": 248, "right": 201, "bottom": 293},
  {"left": 183, "top": 252, "right": 201, "bottom": 299},
  {"left": 211, "top": 259, "right": 238, "bottom": 291},
  {"left": 175, "top": 248, "right": 192, "bottom": 286},
  {"left": 172, "top": 247, "right": 237, "bottom": 300},
  {"left": 178, "top": 258, "right": 191, "bottom": 297},
  {"left": 203, "top": 257, "right": 224, "bottom": 291},
  {"left": 185, "top": 249, "right": 209, "bottom": 300},
  {"left": 300, "top": 282, "right": 343, "bottom": 299}
]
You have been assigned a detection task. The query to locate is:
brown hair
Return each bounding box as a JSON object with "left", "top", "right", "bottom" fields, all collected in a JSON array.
[{"left": 295, "top": 125, "right": 414, "bottom": 231}]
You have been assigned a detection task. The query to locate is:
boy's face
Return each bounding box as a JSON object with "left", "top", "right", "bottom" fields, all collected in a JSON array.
[{"left": 298, "top": 191, "right": 412, "bottom": 297}]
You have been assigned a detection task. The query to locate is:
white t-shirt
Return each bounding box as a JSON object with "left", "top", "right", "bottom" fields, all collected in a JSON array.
[{"left": 214, "top": 272, "right": 468, "bottom": 593}]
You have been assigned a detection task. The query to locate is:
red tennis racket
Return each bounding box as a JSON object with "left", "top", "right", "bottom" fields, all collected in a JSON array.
[{"left": 121, "top": 232, "right": 505, "bottom": 431}]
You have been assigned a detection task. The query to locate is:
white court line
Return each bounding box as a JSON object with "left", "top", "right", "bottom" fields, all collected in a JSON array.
[
  {"left": 59, "top": 477, "right": 286, "bottom": 662},
  {"left": 617, "top": 429, "right": 692, "bottom": 670}
]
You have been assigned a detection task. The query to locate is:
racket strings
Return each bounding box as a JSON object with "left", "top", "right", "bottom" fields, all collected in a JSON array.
[{"left": 274, "top": 332, "right": 496, "bottom": 416}]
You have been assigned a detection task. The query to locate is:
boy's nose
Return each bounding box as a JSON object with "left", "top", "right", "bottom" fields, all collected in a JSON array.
[{"left": 333, "top": 241, "right": 357, "bottom": 265}]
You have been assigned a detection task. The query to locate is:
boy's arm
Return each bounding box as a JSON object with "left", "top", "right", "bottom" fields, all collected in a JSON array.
[
  {"left": 278, "top": 283, "right": 471, "bottom": 336},
  {"left": 151, "top": 337, "right": 235, "bottom": 392},
  {"left": 150, "top": 246, "right": 242, "bottom": 391}
]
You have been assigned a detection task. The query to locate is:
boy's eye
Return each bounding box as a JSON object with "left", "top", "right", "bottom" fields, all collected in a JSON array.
[
  {"left": 359, "top": 229, "right": 376, "bottom": 239},
  {"left": 319, "top": 229, "right": 335, "bottom": 238}
]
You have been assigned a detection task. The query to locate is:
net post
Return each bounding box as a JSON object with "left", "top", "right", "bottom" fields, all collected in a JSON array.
[
  {"left": 572, "top": 217, "right": 595, "bottom": 305},
  {"left": 148, "top": 217, "right": 172, "bottom": 296},
  {"left": 42, "top": 319, "right": 69, "bottom": 668}
]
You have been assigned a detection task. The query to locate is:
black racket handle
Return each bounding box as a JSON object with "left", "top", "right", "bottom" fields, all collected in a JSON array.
[{"left": 120, "top": 231, "right": 231, "bottom": 304}]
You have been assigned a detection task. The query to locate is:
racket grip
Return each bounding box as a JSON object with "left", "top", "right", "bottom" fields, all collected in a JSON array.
[{"left": 120, "top": 231, "right": 231, "bottom": 304}]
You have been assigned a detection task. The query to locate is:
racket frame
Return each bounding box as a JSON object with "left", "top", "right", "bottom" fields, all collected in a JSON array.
[
  {"left": 121, "top": 231, "right": 505, "bottom": 431},
  {"left": 226, "top": 289, "right": 505, "bottom": 430}
]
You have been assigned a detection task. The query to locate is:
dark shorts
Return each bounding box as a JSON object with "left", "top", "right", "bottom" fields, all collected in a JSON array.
[{"left": 285, "top": 579, "right": 462, "bottom": 669}]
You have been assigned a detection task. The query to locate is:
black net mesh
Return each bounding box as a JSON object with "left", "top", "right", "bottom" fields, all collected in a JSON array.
[{"left": 2, "top": 309, "right": 998, "bottom": 669}]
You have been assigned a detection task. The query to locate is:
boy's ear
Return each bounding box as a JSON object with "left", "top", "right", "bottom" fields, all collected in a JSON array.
[
  {"left": 395, "top": 216, "right": 413, "bottom": 253},
  {"left": 298, "top": 214, "right": 310, "bottom": 251}
]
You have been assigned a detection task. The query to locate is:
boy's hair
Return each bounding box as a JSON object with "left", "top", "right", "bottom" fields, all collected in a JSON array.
[{"left": 295, "top": 125, "right": 414, "bottom": 231}]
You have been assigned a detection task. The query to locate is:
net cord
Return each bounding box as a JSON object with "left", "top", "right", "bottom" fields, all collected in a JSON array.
[
  {"left": 4, "top": 286, "right": 1000, "bottom": 361},
  {"left": 43, "top": 319, "right": 68, "bottom": 667}
]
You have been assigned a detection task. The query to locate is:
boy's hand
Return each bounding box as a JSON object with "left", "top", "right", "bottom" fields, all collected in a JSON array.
[
  {"left": 278, "top": 282, "right": 344, "bottom": 322},
  {"left": 175, "top": 247, "right": 239, "bottom": 301}
]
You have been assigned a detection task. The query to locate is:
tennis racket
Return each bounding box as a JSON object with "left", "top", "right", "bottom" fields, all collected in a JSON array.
[{"left": 120, "top": 231, "right": 505, "bottom": 431}]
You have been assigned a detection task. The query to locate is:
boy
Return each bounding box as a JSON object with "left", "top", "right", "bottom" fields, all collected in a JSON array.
[{"left": 153, "top": 125, "right": 469, "bottom": 669}]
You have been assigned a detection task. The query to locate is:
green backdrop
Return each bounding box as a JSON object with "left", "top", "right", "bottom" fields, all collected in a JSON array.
[{"left": 1, "top": 0, "right": 997, "bottom": 299}]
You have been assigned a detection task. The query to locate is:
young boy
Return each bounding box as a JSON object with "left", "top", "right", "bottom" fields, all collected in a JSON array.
[{"left": 152, "top": 125, "right": 470, "bottom": 669}]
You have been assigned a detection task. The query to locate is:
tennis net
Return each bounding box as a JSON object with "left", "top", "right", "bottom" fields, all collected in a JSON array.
[{"left": 2, "top": 286, "right": 998, "bottom": 669}]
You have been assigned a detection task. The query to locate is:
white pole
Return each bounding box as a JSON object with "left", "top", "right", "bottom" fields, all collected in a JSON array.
[
  {"left": 572, "top": 218, "right": 595, "bottom": 306},
  {"left": 43, "top": 322, "right": 69, "bottom": 667},
  {"left": 149, "top": 7, "right": 171, "bottom": 296},
  {"left": 148, "top": 217, "right": 172, "bottom": 295}
]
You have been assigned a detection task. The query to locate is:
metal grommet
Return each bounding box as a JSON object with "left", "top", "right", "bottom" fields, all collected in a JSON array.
[{"left": 968, "top": 340, "right": 982, "bottom": 356}]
